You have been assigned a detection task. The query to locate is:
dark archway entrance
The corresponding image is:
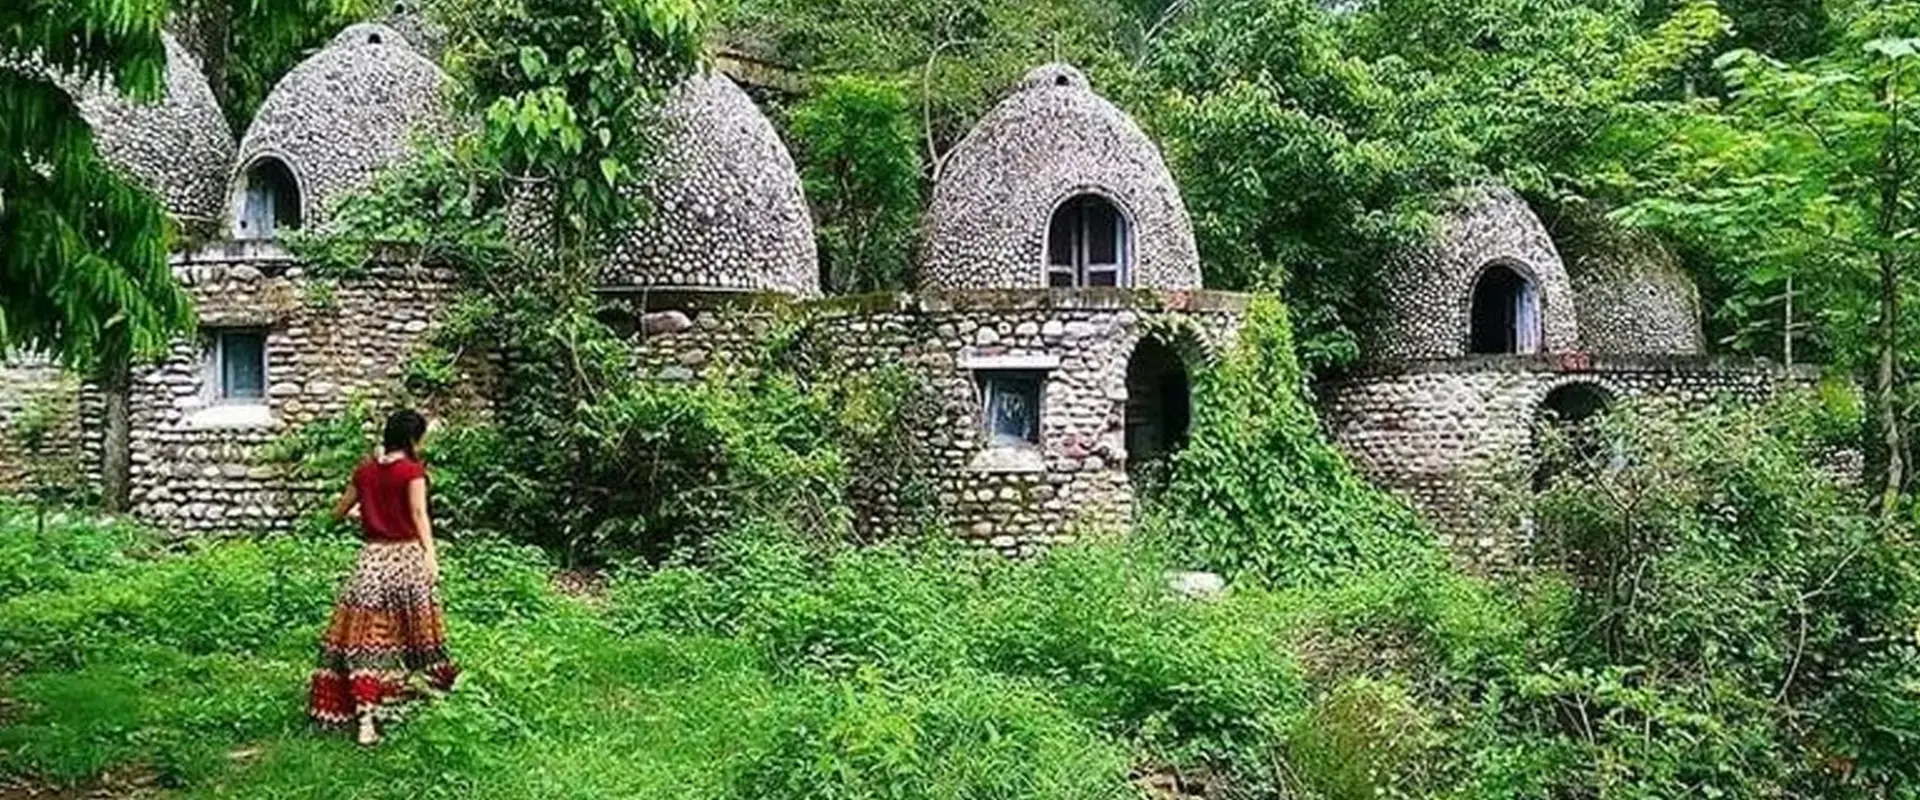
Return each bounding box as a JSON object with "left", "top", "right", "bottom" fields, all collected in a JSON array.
[
  {"left": 1533, "top": 382, "right": 1615, "bottom": 491},
  {"left": 1468, "top": 263, "right": 1541, "bottom": 354},
  {"left": 1125, "top": 337, "right": 1191, "bottom": 484}
]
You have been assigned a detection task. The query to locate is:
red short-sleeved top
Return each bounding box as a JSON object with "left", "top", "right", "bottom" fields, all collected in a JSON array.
[{"left": 352, "top": 456, "right": 427, "bottom": 542}]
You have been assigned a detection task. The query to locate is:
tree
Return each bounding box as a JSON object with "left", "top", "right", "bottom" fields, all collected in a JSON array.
[
  {"left": 1, "top": 0, "right": 196, "bottom": 511},
  {"left": 1137, "top": 0, "right": 1725, "bottom": 368},
  {"left": 301, "top": 0, "right": 708, "bottom": 559},
  {"left": 1602, "top": 1, "right": 1920, "bottom": 518},
  {"left": 172, "top": 0, "right": 383, "bottom": 131},
  {"left": 787, "top": 76, "right": 923, "bottom": 294}
]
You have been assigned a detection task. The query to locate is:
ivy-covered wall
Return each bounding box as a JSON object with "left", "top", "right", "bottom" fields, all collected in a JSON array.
[
  {"left": 1317, "top": 355, "right": 1818, "bottom": 567},
  {"left": 114, "top": 246, "right": 492, "bottom": 533},
  {"left": 801, "top": 290, "right": 1246, "bottom": 552},
  {"left": 0, "top": 358, "right": 93, "bottom": 497}
]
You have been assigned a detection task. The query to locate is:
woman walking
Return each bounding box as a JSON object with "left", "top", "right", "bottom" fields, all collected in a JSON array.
[{"left": 306, "top": 409, "right": 458, "bottom": 745}]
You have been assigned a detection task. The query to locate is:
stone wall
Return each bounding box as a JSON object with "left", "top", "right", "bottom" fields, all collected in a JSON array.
[
  {"left": 0, "top": 358, "right": 92, "bottom": 496},
  {"left": 807, "top": 289, "right": 1246, "bottom": 553},
  {"left": 1316, "top": 354, "right": 1812, "bottom": 567},
  {"left": 602, "top": 290, "right": 794, "bottom": 381},
  {"left": 124, "top": 244, "right": 487, "bottom": 533}
]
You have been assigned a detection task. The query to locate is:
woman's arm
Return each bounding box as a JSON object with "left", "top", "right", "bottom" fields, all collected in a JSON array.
[
  {"left": 331, "top": 482, "right": 359, "bottom": 520},
  {"left": 407, "top": 477, "right": 438, "bottom": 582}
]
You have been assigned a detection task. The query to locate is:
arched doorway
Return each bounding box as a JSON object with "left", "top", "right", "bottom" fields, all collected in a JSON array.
[
  {"left": 1468, "top": 263, "right": 1541, "bottom": 354},
  {"left": 1047, "top": 194, "right": 1131, "bottom": 288},
  {"left": 236, "top": 157, "right": 302, "bottom": 240},
  {"left": 1125, "top": 337, "right": 1191, "bottom": 484},
  {"left": 1533, "top": 382, "right": 1615, "bottom": 490}
]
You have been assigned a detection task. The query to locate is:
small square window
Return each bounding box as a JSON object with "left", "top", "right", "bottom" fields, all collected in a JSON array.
[
  {"left": 979, "top": 372, "right": 1043, "bottom": 448},
  {"left": 212, "top": 330, "right": 267, "bottom": 402}
]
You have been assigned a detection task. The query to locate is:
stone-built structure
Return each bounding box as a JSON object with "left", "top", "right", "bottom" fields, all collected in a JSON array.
[
  {"left": 1317, "top": 187, "right": 1815, "bottom": 567},
  {"left": 1, "top": 25, "right": 1815, "bottom": 563}
]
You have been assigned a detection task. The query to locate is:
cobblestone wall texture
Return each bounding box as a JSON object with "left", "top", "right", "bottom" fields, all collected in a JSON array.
[
  {"left": 804, "top": 290, "right": 1244, "bottom": 553},
  {"left": 122, "top": 247, "right": 489, "bottom": 533},
  {"left": 921, "top": 64, "right": 1200, "bottom": 292},
  {"left": 603, "top": 72, "right": 819, "bottom": 296},
  {"left": 0, "top": 358, "right": 91, "bottom": 495},
  {"left": 232, "top": 23, "right": 451, "bottom": 230},
  {"left": 1369, "top": 186, "right": 1579, "bottom": 360},
  {"left": 67, "top": 33, "right": 235, "bottom": 233},
  {"left": 1318, "top": 356, "right": 1807, "bottom": 568},
  {"left": 1551, "top": 205, "right": 1706, "bottom": 355},
  {"left": 600, "top": 291, "right": 790, "bottom": 381}
]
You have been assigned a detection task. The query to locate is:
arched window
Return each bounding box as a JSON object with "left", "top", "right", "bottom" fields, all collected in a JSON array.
[
  {"left": 1047, "top": 194, "right": 1130, "bottom": 288},
  {"left": 1468, "top": 263, "right": 1541, "bottom": 354},
  {"left": 1125, "top": 337, "right": 1191, "bottom": 485},
  {"left": 237, "top": 157, "right": 301, "bottom": 240}
]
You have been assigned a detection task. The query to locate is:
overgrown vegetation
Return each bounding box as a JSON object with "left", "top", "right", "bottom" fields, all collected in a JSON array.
[{"left": 7, "top": 376, "right": 1916, "bottom": 796}]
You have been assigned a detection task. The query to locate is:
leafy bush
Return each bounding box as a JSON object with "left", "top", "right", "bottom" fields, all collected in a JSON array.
[
  {"left": 1144, "top": 295, "right": 1441, "bottom": 588},
  {"left": 8, "top": 387, "right": 1917, "bottom": 800}
]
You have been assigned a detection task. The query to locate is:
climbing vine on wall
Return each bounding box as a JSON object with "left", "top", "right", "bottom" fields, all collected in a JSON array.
[{"left": 1143, "top": 295, "right": 1439, "bottom": 587}]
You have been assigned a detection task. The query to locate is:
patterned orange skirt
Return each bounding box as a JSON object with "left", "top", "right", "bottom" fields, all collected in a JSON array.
[{"left": 307, "top": 541, "right": 458, "bottom": 725}]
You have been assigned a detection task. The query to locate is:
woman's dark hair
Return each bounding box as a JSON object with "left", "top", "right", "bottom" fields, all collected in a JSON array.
[{"left": 381, "top": 409, "right": 428, "bottom": 458}]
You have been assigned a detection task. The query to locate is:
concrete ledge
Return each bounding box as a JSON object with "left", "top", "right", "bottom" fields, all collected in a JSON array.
[
  {"left": 960, "top": 352, "right": 1061, "bottom": 371},
  {"left": 808, "top": 288, "right": 1256, "bottom": 319},
  {"left": 1331, "top": 352, "right": 1825, "bottom": 382}
]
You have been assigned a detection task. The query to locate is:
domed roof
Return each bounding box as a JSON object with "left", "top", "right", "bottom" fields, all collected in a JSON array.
[
  {"left": 920, "top": 63, "right": 1199, "bottom": 291},
  {"left": 1368, "top": 186, "right": 1580, "bottom": 360},
  {"left": 232, "top": 23, "right": 452, "bottom": 229},
  {"left": 68, "top": 33, "right": 234, "bottom": 229},
  {"left": 1553, "top": 205, "right": 1705, "bottom": 356},
  {"left": 602, "top": 71, "right": 818, "bottom": 296}
]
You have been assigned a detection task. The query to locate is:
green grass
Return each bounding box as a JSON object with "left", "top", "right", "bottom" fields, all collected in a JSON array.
[
  {"left": 9, "top": 467, "right": 1910, "bottom": 800},
  {"left": 0, "top": 507, "right": 1292, "bottom": 799}
]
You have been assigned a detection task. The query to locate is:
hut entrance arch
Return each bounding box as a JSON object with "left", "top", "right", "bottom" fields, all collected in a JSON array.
[
  {"left": 1469, "top": 262, "right": 1541, "bottom": 354},
  {"left": 1533, "top": 382, "right": 1616, "bottom": 490},
  {"left": 236, "top": 157, "right": 302, "bottom": 240},
  {"left": 1125, "top": 336, "right": 1192, "bottom": 485}
]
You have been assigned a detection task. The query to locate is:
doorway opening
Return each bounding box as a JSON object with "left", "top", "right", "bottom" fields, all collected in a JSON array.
[
  {"left": 1468, "top": 263, "right": 1541, "bottom": 354},
  {"left": 1125, "top": 337, "right": 1192, "bottom": 486}
]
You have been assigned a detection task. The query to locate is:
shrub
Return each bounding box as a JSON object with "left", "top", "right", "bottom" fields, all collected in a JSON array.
[{"left": 1144, "top": 295, "right": 1441, "bottom": 588}]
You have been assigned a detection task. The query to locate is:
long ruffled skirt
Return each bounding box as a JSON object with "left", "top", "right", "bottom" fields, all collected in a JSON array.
[{"left": 306, "top": 541, "right": 458, "bottom": 725}]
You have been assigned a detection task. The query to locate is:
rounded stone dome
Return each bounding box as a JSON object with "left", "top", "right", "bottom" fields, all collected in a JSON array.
[
  {"left": 920, "top": 62, "right": 1199, "bottom": 291},
  {"left": 602, "top": 71, "right": 818, "bottom": 296},
  {"left": 68, "top": 33, "right": 234, "bottom": 229},
  {"left": 1368, "top": 186, "right": 1580, "bottom": 361},
  {"left": 231, "top": 23, "right": 452, "bottom": 232},
  {"left": 1552, "top": 205, "right": 1705, "bottom": 356}
]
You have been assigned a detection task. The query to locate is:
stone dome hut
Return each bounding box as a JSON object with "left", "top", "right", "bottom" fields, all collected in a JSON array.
[
  {"left": 603, "top": 70, "right": 818, "bottom": 296},
  {"left": 229, "top": 23, "right": 452, "bottom": 239},
  {"left": 1369, "top": 186, "right": 1579, "bottom": 361},
  {"left": 1321, "top": 185, "right": 1808, "bottom": 569},
  {"left": 68, "top": 33, "right": 234, "bottom": 233},
  {"left": 1552, "top": 207, "right": 1706, "bottom": 356},
  {"left": 920, "top": 63, "right": 1199, "bottom": 292}
]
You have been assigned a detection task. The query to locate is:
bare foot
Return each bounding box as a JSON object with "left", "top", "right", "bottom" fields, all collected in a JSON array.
[{"left": 356, "top": 715, "right": 380, "bottom": 746}]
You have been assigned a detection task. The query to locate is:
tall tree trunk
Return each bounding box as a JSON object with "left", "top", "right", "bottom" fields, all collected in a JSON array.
[
  {"left": 1875, "top": 248, "right": 1904, "bottom": 520},
  {"left": 99, "top": 356, "right": 132, "bottom": 514},
  {"left": 1875, "top": 68, "right": 1908, "bottom": 521}
]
